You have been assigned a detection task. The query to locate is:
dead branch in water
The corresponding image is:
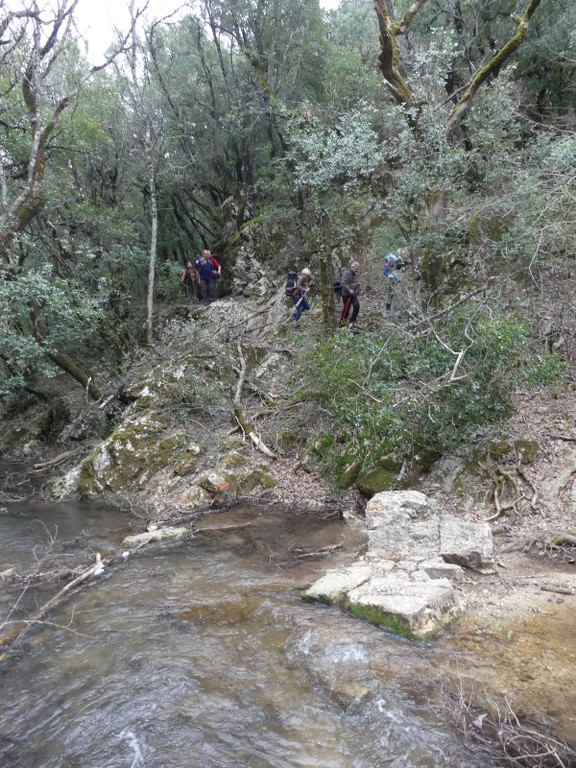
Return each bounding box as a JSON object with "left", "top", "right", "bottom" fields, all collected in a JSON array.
[{"left": 0, "top": 553, "right": 107, "bottom": 651}]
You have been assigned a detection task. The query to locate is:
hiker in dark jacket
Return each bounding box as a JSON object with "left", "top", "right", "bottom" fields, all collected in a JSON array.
[
  {"left": 339, "top": 261, "right": 361, "bottom": 329},
  {"left": 180, "top": 260, "right": 197, "bottom": 300},
  {"left": 194, "top": 250, "right": 217, "bottom": 305},
  {"left": 291, "top": 268, "right": 312, "bottom": 331}
]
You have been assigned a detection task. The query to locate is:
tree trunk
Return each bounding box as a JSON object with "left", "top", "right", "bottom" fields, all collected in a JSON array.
[
  {"left": 145, "top": 126, "right": 158, "bottom": 347},
  {"left": 45, "top": 349, "right": 101, "bottom": 401}
]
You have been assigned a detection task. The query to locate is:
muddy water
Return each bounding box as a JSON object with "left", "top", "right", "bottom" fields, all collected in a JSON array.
[
  {"left": 0, "top": 501, "right": 496, "bottom": 768},
  {"left": 433, "top": 555, "right": 576, "bottom": 748}
]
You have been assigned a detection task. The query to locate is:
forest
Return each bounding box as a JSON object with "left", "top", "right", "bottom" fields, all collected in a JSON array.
[
  {"left": 3, "top": 5, "right": 576, "bottom": 763},
  {"left": 1, "top": 0, "right": 575, "bottom": 476}
]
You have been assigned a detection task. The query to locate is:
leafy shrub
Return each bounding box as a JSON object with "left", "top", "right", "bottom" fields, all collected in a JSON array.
[{"left": 298, "top": 308, "right": 566, "bottom": 475}]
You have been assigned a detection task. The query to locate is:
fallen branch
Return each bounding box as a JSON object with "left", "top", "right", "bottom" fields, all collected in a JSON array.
[
  {"left": 232, "top": 341, "right": 278, "bottom": 459},
  {"left": 515, "top": 466, "right": 539, "bottom": 509},
  {"left": 0, "top": 553, "right": 106, "bottom": 649},
  {"left": 33, "top": 448, "right": 83, "bottom": 470},
  {"left": 294, "top": 542, "right": 343, "bottom": 559},
  {"left": 233, "top": 404, "right": 277, "bottom": 459},
  {"left": 547, "top": 433, "right": 576, "bottom": 443},
  {"left": 540, "top": 585, "right": 575, "bottom": 596}
]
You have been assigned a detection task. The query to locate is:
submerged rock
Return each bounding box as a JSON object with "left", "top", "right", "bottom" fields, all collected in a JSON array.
[{"left": 122, "top": 526, "right": 189, "bottom": 548}]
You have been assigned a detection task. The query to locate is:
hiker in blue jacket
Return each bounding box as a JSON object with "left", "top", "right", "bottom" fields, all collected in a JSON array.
[
  {"left": 291, "top": 268, "right": 312, "bottom": 331},
  {"left": 194, "top": 250, "right": 217, "bottom": 305},
  {"left": 383, "top": 248, "right": 410, "bottom": 313}
]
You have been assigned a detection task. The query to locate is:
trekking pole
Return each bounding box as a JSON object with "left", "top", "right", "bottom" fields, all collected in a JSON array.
[
  {"left": 290, "top": 296, "right": 303, "bottom": 321},
  {"left": 339, "top": 296, "right": 351, "bottom": 326}
]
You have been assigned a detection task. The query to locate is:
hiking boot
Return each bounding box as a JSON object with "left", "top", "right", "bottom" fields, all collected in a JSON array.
[{"left": 293, "top": 323, "right": 302, "bottom": 332}]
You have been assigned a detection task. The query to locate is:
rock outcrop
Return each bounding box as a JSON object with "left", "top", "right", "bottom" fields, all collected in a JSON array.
[{"left": 304, "top": 490, "right": 495, "bottom": 639}]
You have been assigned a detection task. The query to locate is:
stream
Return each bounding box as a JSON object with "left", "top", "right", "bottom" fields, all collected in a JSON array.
[{"left": 0, "top": 498, "right": 497, "bottom": 768}]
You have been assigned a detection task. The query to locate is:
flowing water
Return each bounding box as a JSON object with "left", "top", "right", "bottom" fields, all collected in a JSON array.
[{"left": 0, "top": 498, "right": 497, "bottom": 768}]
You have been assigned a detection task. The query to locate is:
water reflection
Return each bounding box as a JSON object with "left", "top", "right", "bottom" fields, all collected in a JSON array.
[{"left": 0, "top": 503, "right": 493, "bottom": 767}]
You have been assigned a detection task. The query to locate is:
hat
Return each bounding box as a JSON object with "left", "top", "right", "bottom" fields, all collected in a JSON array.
[
  {"left": 301, "top": 268, "right": 311, "bottom": 276},
  {"left": 351, "top": 261, "right": 360, "bottom": 269}
]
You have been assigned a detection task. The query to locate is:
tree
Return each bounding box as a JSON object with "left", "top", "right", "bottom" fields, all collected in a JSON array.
[
  {"left": 0, "top": 0, "right": 144, "bottom": 400},
  {"left": 0, "top": 0, "right": 143, "bottom": 268},
  {"left": 372, "top": 0, "right": 544, "bottom": 301}
]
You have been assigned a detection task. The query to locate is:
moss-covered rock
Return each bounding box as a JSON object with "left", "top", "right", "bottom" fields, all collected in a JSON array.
[
  {"left": 173, "top": 443, "right": 203, "bottom": 476},
  {"left": 300, "top": 431, "right": 335, "bottom": 473},
  {"left": 355, "top": 465, "right": 398, "bottom": 496},
  {"left": 238, "top": 465, "right": 276, "bottom": 493},
  {"left": 275, "top": 427, "right": 299, "bottom": 453},
  {"left": 337, "top": 462, "right": 361, "bottom": 489},
  {"left": 4, "top": 426, "right": 30, "bottom": 449},
  {"left": 488, "top": 439, "right": 512, "bottom": 460},
  {"left": 77, "top": 415, "right": 183, "bottom": 495},
  {"left": 219, "top": 451, "right": 248, "bottom": 469},
  {"left": 514, "top": 439, "right": 539, "bottom": 465}
]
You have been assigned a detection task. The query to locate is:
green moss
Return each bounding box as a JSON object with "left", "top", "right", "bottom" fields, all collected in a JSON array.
[
  {"left": 514, "top": 439, "right": 539, "bottom": 465},
  {"left": 240, "top": 467, "right": 276, "bottom": 493},
  {"left": 219, "top": 451, "right": 248, "bottom": 469},
  {"left": 78, "top": 418, "right": 184, "bottom": 495},
  {"left": 487, "top": 440, "right": 512, "bottom": 460},
  {"left": 219, "top": 436, "right": 244, "bottom": 451},
  {"left": 355, "top": 465, "right": 398, "bottom": 496},
  {"left": 174, "top": 443, "right": 202, "bottom": 476},
  {"left": 347, "top": 604, "right": 418, "bottom": 640},
  {"left": 337, "top": 462, "right": 361, "bottom": 489},
  {"left": 4, "top": 427, "right": 30, "bottom": 448},
  {"left": 276, "top": 427, "right": 299, "bottom": 452}
]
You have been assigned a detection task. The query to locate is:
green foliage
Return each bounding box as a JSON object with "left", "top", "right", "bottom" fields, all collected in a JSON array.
[
  {"left": 288, "top": 106, "right": 381, "bottom": 192},
  {"left": 298, "top": 309, "right": 566, "bottom": 475},
  {"left": 0, "top": 265, "right": 106, "bottom": 398}
]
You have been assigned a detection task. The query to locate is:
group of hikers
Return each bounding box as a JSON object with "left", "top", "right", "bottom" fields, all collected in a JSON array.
[
  {"left": 288, "top": 248, "right": 412, "bottom": 332},
  {"left": 180, "top": 249, "right": 221, "bottom": 305},
  {"left": 180, "top": 246, "right": 411, "bottom": 329}
]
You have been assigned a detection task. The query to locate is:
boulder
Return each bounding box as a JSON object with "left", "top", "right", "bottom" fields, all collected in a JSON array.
[{"left": 303, "top": 490, "right": 495, "bottom": 639}]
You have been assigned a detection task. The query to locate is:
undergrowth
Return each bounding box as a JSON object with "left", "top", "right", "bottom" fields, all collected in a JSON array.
[{"left": 298, "top": 307, "right": 566, "bottom": 475}]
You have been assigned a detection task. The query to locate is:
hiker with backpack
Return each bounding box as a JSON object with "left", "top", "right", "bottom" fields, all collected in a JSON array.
[
  {"left": 286, "top": 268, "right": 312, "bottom": 331},
  {"left": 194, "top": 249, "right": 218, "bottom": 305},
  {"left": 339, "top": 261, "right": 361, "bottom": 330},
  {"left": 382, "top": 248, "right": 410, "bottom": 313}
]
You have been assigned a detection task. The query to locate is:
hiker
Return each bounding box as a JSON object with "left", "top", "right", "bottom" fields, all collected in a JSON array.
[
  {"left": 290, "top": 268, "right": 312, "bottom": 331},
  {"left": 180, "top": 260, "right": 197, "bottom": 300},
  {"left": 383, "top": 248, "right": 410, "bottom": 313},
  {"left": 194, "top": 249, "right": 217, "bottom": 305},
  {"left": 208, "top": 252, "right": 221, "bottom": 278},
  {"left": 339, "top": 261, "right": 361, "bottom": 329}
]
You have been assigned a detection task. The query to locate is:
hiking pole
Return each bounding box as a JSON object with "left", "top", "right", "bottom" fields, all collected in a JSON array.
[
  {"left": 290, "top": 296, "right": 303, "bottom": 321},
  {"left": 339, "top": 296, "right": 351, "bottom": 327}
]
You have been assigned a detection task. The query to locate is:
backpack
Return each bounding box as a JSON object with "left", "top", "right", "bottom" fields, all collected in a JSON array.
[
  {"left": 382, "top": 253, "right": 399, "bottom": 277},
  {"left": 284, "top": 271, "right": 298, "bottom": 296},
  {"left": 333, "top": 273, "right": 343, "bottom": 295},
  {"left": 209, "top": 257, "right": 220, "bottom": 279}
]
